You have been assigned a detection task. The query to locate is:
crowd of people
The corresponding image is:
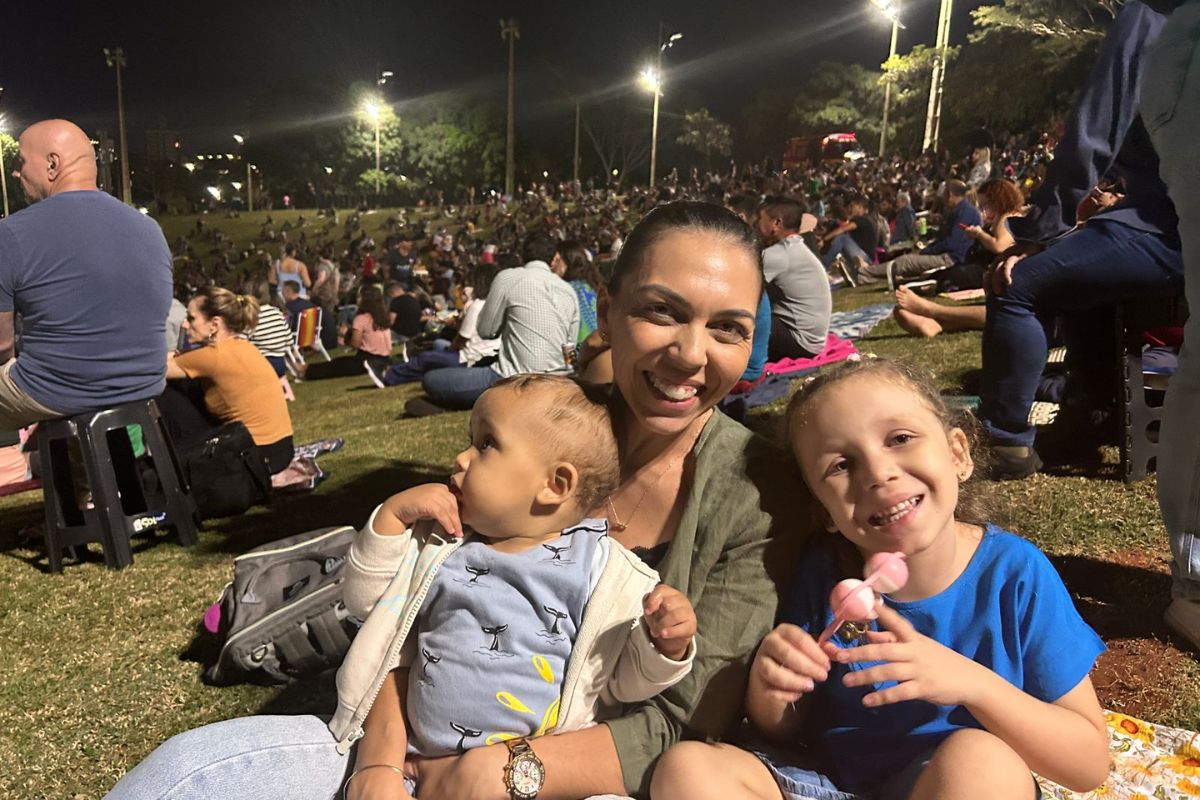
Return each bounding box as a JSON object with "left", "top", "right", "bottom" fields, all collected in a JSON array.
[{"left": 1, "top": 2, "right": 1198, "bottom": 798}]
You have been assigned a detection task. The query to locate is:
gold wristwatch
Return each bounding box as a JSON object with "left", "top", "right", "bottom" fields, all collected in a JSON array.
[{"left": 502, "top": 737, "right": 545, "bottom": 800}]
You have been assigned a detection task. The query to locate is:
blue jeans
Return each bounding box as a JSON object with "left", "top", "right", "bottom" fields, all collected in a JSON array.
[
  {"left": 383, "top": 348, "right": 462, "bottom": 385},
  {"left": 821, "top": 234, "right": 869, "bottom": 268},
  {"left": 104, "top": 714, "right": 355, "bottom": 799},
  {"left": 421, "top": 365, "right": 502, "bottom": 409},
  {"left": 979, "top": 219, "right": 1182, "bottom": 447},
  {"left": 1145, "top": 1, "right": 1200, "bottom": 599}
]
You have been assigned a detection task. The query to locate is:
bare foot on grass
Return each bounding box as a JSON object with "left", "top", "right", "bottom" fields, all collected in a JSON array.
[
  {"left": 894, "top": 285, "right": 936, "bottom": 315},
  {"left": 894, "top": 307, "right": 943, "bottom": 338}
]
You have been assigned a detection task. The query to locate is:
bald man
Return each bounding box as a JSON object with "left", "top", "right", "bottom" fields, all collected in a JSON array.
[{"left": 0, "top": 119, "right": 172, "bottom": 429}]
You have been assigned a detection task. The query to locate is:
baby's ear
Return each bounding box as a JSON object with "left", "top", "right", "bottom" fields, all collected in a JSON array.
[{"left": 537, "top": 462, "right": 579, "bottom": 508}]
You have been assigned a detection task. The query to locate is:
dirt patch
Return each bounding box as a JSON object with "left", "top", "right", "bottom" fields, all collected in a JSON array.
[{"left": 1050, "top": 548, "right": 1194, "bottom": 721}]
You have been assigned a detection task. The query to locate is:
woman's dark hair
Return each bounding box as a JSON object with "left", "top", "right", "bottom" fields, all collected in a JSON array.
[
  {"left": 471, "top": 262, "right": 500, "bottom": 300},
  {"left": 358, "top": 285, "right": 389, "bottom": 331},
  {"left": 608, "top": 201, "right": 763, "bottom": 296},
  {"left": 785, "top": 357, "right": 994, "bottom": 529},
  {"left": 557, "top": 240, "right": 603, "bottom": 290}
]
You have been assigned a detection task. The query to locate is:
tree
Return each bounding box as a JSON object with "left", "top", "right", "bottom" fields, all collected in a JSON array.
[
  {"left": 675, "top": 108, "right": 732, "bottom": 171},
  {"left": 737, "top": 88, "right": 803, "bottom": 165},
  {"left": 0, "top": 133, "right": 23, "bottom": 214},
  {"left": 971, "top": 0, "right": 1114, "bottom": 56},
  {"left": 789, "top": 63, "right": 895, "bottom": 150},
  {"left": 582, "top": 95, "right": 652, "bottom": 188}
]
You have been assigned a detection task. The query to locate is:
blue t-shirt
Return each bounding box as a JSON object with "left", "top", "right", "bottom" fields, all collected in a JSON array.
[
  {"left": 921, "top": 201, "right": 983, "bottom": 264},
  {"left": 780, "top": 525, "right": 1104, "bottom": 794},
  {"left": 741, "top": 290, "right": 773, "bottom": 382},
  {"left": 0, "top": 191, "right": 172, "bottom": 414}
]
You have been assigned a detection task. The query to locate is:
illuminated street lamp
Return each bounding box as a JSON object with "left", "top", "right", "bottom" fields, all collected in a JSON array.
[
  {"left": 871, "top": 0, "right": 905, "bottom": 157},
  {"left": 233, "top": 133, "right": 253, "bottom": 212},
  {"left": 639, "top": 66, "right": 662, "bottom": 189},
  {"left": 206, "top": 186, "right": 221, "bottom": 202},
  {"left": 362, "top": 99, "right": 382, "bottom": 197}
]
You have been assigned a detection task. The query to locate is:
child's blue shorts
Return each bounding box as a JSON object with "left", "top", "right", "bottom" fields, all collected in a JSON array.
[{"left": 750, "top": 741, "right": 1043, "bottom": 800}]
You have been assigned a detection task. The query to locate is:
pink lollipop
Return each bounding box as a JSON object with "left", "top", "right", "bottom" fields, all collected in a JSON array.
[{"left": 816, "top": 552, "right": 908, "bottom": 645}]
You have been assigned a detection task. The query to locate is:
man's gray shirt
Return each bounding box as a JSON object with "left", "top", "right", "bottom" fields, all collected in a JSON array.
[
  {"left": 762, "top": 236, "right": 832, "bottom": 356},
  {"left": 477, "top": 260, "right": 579, "bottom": 377}
]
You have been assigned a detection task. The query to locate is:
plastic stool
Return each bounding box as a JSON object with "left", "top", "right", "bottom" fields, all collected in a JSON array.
[
  {"left": 1117, "top": 294, "right": 1188, "bottom": 483},
  {"left": 38, "top": 399, "right": 199, "bottom": 571}
]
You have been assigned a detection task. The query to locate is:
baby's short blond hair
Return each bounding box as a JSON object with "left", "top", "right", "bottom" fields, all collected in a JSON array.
[{"left": 490, "top": 374, "right": 620, "bottom": 514}]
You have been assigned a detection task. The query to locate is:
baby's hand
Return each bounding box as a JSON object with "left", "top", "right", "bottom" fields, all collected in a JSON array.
[
  {"left": 643, "top": 585, "right": 696, "bottom": 661},
  {"left": 749, "top": 624, "right": 831, "bottom": 704},
  {"left": 835, "top": 604, "right": 985, "bottom": 708},
  {"left": 376, "top": 484, "right": 463, "bottom": 538}
]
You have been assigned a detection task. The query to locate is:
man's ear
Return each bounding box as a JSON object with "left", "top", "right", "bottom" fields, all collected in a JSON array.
[
  {"left": 948, "top": 427, "right": 974, "bottom": 481},
  {"left": 46, "top": 153, "right": 61, "bottom": 180},
  {"left": 536, "top": 462, "right": 579, "bottom": 509}
]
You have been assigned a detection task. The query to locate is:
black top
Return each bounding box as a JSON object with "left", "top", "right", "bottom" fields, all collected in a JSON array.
[
  {"left": 389, "top": 294, "right": 423, "bottom": 338},
  {"left": 850, "top": 215, "right": 879, "bottom": 256}
]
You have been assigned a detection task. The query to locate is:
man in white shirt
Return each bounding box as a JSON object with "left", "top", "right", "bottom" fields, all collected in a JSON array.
[{"left": 410, "top": 234, "right": 578, "bottom": 413}]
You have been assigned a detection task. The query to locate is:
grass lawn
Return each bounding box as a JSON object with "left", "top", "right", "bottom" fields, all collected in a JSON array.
[{"left": 1, "top": 209, "right": 1196, "bottom": 798}]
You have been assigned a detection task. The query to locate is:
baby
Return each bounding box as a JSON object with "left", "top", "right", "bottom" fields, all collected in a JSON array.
[{"left": 335, "top": 374, "right": 697, "bottom": 799}]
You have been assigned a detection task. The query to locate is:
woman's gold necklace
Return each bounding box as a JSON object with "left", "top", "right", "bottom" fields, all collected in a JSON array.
[
  {"left": 605, "top": 412, "right": 709, "bottom": 532},
  {"left": 605, "top": 453, "right": 682, "bottom": 532}
]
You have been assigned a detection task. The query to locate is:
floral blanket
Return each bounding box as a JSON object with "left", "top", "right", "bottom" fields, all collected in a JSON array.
[{"left": 1038, "top": 712, "right": 1200, "bottom": 799}]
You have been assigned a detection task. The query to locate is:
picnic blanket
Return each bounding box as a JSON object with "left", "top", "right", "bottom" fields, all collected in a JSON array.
[
  {"left": 719, "top": 335, "right": 860, "bottom": 419},
  {"left": 583, "top": 712, "right": 1200, "bottom": 800},
  {"left": 828, "top": 303, "right": 896, "bottom": 340},
  {"left": 1037, "top": 711, "right": 1200, "bottom": 799}
]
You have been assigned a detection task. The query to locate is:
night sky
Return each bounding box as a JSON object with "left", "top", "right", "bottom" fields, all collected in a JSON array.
[{"left": 3, "top": 0, "right": 984, "bottom": 154}]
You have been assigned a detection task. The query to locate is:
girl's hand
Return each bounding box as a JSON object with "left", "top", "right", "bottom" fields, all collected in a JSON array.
[
  {"left": 962, "top": 224, "right": 983, "bottom": 240},
  {"left": 643, "top": 585, "right": 697, "bottom": 661},
  {"left": 836, "top": 604, "right": 985, "bottom": 708},
  {"left": 749, "top": 623, "right": 832, "bottom": 704},
  {"left": 377, "top": 484, "right": 463, "bottom": 537},
  {"left": 345, "top": 764, "right": 414, "bottom": 800}
]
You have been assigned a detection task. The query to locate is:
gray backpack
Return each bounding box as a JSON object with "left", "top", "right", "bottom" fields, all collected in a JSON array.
[{"left": 202, "top": 526, "right": 362, "bottom": 685}]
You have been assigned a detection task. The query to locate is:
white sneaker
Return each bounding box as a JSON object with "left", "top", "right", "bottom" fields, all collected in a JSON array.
[
  {"left": 1165, "top": 598, "right": 1200, "bottom": 653},
  {"left": 364, "top": 361, "right": 387, "bottom": 389}
]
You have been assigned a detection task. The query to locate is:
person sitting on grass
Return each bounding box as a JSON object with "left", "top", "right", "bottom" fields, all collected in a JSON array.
[
  {"left": 652, "top": 358, "right": 1108, "bottom": 800},
  {"left": 293, "top": 285, "right": 394, "bottom": 381},
  {"left": 860, "top": 180, "right": 982, "bottom": 288},
  {"left": 108, "top": 374, "right": 697, "bottom": 800},
  {"left": 161, "top": 287, "right": 294, "bottom": 474},
  {"left": 366, "top": 263, "right": 500, "bottom": 389}
]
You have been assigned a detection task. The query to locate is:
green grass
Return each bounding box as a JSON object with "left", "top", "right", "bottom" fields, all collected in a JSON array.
[{"left": 0, "top": 209, "right": 1195, "bottom": 798}]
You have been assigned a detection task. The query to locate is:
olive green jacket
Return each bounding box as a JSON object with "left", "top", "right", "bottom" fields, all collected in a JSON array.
[{"left": 607, "top": 410, "right": 808, "bottom": 797}]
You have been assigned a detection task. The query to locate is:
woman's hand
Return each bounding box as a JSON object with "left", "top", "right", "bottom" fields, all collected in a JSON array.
[
  {"left": 376, "top": 484, "right": 463, "bottom": 537},
  {"left": 748, "top": 623, "right": 831, "bottom": 705},
  {"left": 643, "top": 584, "right": 697, "bottom": 660},
  {"left": 836, "top": 604, "right": 986, "bottom": 708},
  {"left": 409, "top": 745, "right": 508, "bottom": 800},
  {"left": 345, "top": 765, "right": 414, "bottom": 800},
  {"left": 962, "top": 224, "right": 983, "bottom": 240}
]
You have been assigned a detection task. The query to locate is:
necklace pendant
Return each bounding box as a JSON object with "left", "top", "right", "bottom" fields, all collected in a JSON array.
[{"left": 609, "top": 520, "right": 628, "bottom": 532}]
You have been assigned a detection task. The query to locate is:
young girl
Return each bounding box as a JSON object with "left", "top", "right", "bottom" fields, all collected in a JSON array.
[{"left": 652, "top": 358, "right": 1109, "bottom": 800}]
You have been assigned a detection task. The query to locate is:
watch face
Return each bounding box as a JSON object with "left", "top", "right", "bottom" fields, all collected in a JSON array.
[{"left": 512, "top": 755, "right": 545, "bottom": 795}]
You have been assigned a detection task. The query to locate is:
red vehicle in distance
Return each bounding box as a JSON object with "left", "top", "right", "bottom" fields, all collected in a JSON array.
[{"left": 782, "top": 133, "right": 864, "bottom": 169}]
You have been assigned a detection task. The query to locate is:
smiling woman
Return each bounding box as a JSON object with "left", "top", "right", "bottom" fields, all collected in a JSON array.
[{"left": 103, "top": 203, "right": 810, "bottom": 800}]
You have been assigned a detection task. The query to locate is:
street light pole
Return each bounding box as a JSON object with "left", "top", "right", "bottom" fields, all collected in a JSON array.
[
  {"left": 922, "top": 0, "right": 953, "bottom": 153},
  {"left": 573, "top": 99, "right": 581, "bottom": 186},
  {"left": 104, "top": 47, "right": 132, "bottom": 205},
  {"left": 234, "top": 134, "right": 252, "bottom": 213},
  {"left": 874, "top": 0, "right": 904, "bottom": 157},
  {"left": 500, "top": 18, "right": 519, "bottom": 197},
  {"left": 374, "top": 117, "right": 382, "bottom": 197},
  {"left": 647, "top": 25, "right": 682, "bottom": 191},
  {"left": 0, "top": 88, "right": 9, "bottom": 218},
  {"left": 649, "top": 85, "right": 660, "bottom": 190}
]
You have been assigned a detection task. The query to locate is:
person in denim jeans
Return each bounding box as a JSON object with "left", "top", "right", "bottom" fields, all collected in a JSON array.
[
  {"left": 979, "top": 1, "right": 1183, "bottom": 479},
  {"left": 1142, "top": 0, "right": 1200, "bottom": 651}
]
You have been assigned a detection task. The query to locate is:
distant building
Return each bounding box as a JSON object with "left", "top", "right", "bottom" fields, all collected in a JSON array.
[{"left": 145, "top": 128, "right": 181, "bottom": 165}]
